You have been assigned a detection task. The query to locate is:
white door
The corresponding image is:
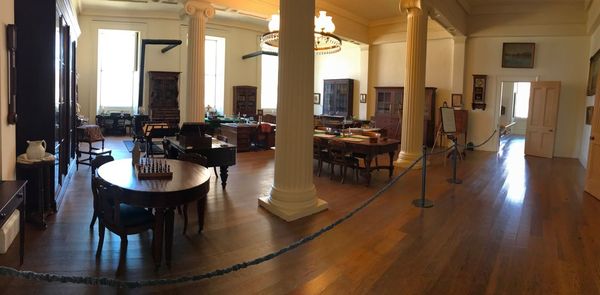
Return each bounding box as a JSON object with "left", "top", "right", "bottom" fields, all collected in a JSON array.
[{"left": 524, "top": 81, "right": 561, "bottom": 158}]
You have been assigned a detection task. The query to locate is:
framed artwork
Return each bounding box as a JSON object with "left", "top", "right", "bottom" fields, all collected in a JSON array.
[
  {"left": 587, "top": 49, "right": 600, "bottom": 96},
  {"left": 502, "top": 43, "right": 535, "bottom": 68},
  {"left": 313, "top": 93, "right": 321, "bottom": 104},
  {"left": 7, "top": 24, "right": 17, "bottom": 124},
  {"left": 586, "top": 106, "right": 594, "bottom": 125},
  {"left": 360, "top": 93, "right": 367, "bottom": 103},
  {"left": 451, "top": 93, "right": 463, "bottom": 108}
]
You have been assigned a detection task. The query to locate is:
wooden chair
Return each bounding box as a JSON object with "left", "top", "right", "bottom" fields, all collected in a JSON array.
[
  {"left": 254, "top": 123, "right": 273, "bottom": 150},
  {"left": 89, "top": 155, "right": 114, "bottom": 229},
  {"left": 76, "top": 125, "right": 112, "bottom": 170},
  {"left": 328, "top": 140, "right": 360, "bottom": 184},
  {"left": 313, "top": 137, "right": 331, "bottom": 177},
  {"left": 177, "top": 153, "right": 208, "bottom": 234},
  {"left": 94, "top": 180, "right": 155, "bottom": 268}
]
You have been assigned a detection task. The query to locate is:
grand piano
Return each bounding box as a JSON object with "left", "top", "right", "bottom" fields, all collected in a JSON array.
[{"left": 164, "top": 136, "right": 236, "bottom": 189}]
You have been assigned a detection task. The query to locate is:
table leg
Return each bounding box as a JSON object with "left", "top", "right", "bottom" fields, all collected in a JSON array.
[
  {"left": 365, "top": 155, "right": 373, "bottom": 186},
  {"left": 165, "top": 208, "right": 174, "bottom": 267},
  {"left": 388, "top": 152, "right": 395, "bottom": 178},
  {"left": 196, "top": 197, "right": 207, "bottom": 233},
  {"left": 153, "top": 208, "right": 165, "bottom": 268},
  {"left": 19, "top": 189, "right": 25, "bottom": 266},
  {"left": 219, "top": 166, "right": 229, "bottom": 189}
]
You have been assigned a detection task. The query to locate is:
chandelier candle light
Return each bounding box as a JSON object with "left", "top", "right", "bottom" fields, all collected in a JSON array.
[{"left": 261, "top": 11, "right": 342, "bottom": 55}]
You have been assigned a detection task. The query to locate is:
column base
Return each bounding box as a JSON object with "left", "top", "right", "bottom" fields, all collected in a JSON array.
[
  {"left": 259, "top": 196, "right": 328, "bottom": 222},
  {"left": 394, "top": 150, "right": 425, "bottom": 169}
]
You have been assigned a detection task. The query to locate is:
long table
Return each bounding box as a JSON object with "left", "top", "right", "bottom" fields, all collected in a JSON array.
[
  {"left": 314, "top": 134, "right": 400, "bottom": 186},
  {"left": 164, "top": 136, "right": 236, "bottom": 189}
]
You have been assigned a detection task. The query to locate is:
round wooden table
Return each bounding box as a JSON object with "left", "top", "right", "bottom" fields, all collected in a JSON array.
[{"left": 97, "top": 159, "right": 210, "bottom": 267}]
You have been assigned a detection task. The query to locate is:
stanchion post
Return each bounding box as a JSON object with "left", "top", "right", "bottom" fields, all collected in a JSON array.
[
  {"left": 412, "top": 145, "right": 433, "bottom": 208},
  {"left": 447, "top": 138, "right": 463, "bottom": 184}
]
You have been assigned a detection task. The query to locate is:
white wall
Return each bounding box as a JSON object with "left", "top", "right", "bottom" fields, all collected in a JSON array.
[
  {"left": 313, "top": 41, "right": 363, "bottom": 117},
  {"left": 368, "top": 38, "right": 454, "bottom": 125},
  {"left": 0, "top": 0, "right": 15, "bottom": 180},
  {"left": 465, "top": 36, "right": 589, "bottom": 157}
]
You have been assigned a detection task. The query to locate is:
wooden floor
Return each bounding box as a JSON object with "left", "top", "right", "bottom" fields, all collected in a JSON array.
[{"left": 0, "top": 135, "right": 599, "bottom": 294}]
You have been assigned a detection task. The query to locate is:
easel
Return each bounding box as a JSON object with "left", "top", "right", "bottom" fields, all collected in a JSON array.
[{"left": 431, "top": 108, "right": 463, "bottom": 162}]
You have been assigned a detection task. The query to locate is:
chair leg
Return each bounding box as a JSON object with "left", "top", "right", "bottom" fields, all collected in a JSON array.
[
  {"left": 182, "top": 204, "right": 188, "bottom": 234},
  {"left": 317, "top": 159, "right": 322, "bottom": 177},
  {"left": 330, "top": 163, "right": 335, "bottom": 180},
  {"left": 96, "top": 222, "right": 105, "bottom": 258},
  {"left": 213, "top": 167, "right": 219, "bottom": 179},
  {"left": 119, "top": 235, "right": 128, "bottom": 265},
  {"left": 341, "top": 165, "right": 346, "bottom": 184},
  {"left": 355, "top": 166, "right": 359, "bottom": 182},
  {"left": 89, "top": 212, "right": 97, "bottom": 229}
]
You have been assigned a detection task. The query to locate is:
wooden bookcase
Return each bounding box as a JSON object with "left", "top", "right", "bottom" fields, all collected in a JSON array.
[
  {"left": 323, "top": 79, "right": 354, "bottom": 117},
  {"left": 148, "top": 71, "right": 180, "bottom": 126},
  {"left": 373, "top": 87, "right": 437, "bottom": 146},
  {"left": 233, "top": 86, "right": 257, "bottom": 117}
]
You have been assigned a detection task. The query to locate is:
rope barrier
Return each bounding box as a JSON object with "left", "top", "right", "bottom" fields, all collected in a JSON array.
[
  {"left": 426, "top": 144, "right": 457, "bottom": 156},
  {"left": 456, "top": 130, "right": 498, "bottom": 149},
  {"left": 0, "top": 155, "right": 424, "bottom": 288}
]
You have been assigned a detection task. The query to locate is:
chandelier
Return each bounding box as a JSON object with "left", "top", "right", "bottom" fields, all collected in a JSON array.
[{"left": 260, "top": 11, "right": 342, "bottom": 55}]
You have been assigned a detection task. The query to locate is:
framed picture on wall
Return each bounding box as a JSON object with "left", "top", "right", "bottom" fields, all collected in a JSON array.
[
  {"left": 360, "top": 93, "right": 367, "bottom": 103},
  {"left": 502, "top": 43, "right": 535, "bottom": 68},
  {"left": 451, "top": 93, "right": 463, "bottom": 108},
  {"left": 586, "top": 106, "right": 594, "bottom": 125},
  {"left": 587, "top": 49, "right": 600, "bottom": 96},
  {"left": 313, "top": 93, "right": 321, "bottom": 104}
]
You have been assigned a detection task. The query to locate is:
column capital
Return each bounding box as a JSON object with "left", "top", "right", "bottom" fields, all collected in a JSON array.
[
  {"left": 399, "top": 0, "right": 430, "bottom": 14},
  {"left": 185, "top": 0, "right": 215, "bottom": 19}
]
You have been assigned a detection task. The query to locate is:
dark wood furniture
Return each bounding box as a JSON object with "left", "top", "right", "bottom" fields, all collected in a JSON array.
[
  {"left": 233, "top": 86, "right": 257, "bottom": 117},
  {"left": 15, "top": 0, "right": 80, "bottom": 208},
  {"left": 220, "top": 123, "right": 255, "bottom": 152},
  {"left": 328, "top": 141, "right": 360, "bottom": 184},
  {"left": 148, "top": 71, "right": 181, "bottom": 127},
  {"left": 97, "top": 159, "right": 210, "bottom": 267},
  {"left": 454, "top": 109, "right": 469, "bottom": 155},
  {"left": 373, "top": 87, "right": 437, "bottom": 146},
  {"left": 75, "top": 125, "right": 112, "bottom": 170},
  {"left": 0, "top": 181, "right": 27, "bottom": 265},
  {"left": 89, "top": 155, "right": 114, "bottom": 229},
  {"left": 164, "top": 136, "right": 236, "bottom": 189},
  {"left": 176, "top": 153, "right": 208, "bottom": 234},
  {"left": 94, "top": 177, "right": 156, "bottom": 271},
  {"left": 95, "top": 113, "right": 132, "bottom": 135},
  {"left": 314, "top": 135, "right": 400, "bottom": 186},
  {"left": 16, "top": 161, "right": 55, "bottom": 228},
  {"left": 255, "top": 123, "right": 276, "bottom": 150},
  {"left": 323, "top": 79, "right": 354, "bottom": 117}
]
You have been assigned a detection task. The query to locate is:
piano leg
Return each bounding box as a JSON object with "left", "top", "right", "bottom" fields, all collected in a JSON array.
[{"left": 219, "top": 166, "right": 229, "bottom": 189}]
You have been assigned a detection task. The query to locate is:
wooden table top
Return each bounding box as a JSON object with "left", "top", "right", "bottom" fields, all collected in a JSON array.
[{"left": 97, "top": 159, "right": 210, "bottom": 194}]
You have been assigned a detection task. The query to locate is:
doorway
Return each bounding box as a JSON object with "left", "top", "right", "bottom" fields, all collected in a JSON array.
[{"left": 498, "top": 81, "right": 531, "bottom": 155}]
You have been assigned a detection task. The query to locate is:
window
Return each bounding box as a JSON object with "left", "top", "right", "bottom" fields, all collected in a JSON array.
[
  {"left": 205, "top": 36, "right": 225, "bottom": 113},
  {"left": 97, "top": 29, "right": 139, "bottom": 112},
  {"left": 513, "top": 82, "right": 531, "bottom": 118},
  {"left": 261, "top": 54, "right": 279, "bottom": 109}
]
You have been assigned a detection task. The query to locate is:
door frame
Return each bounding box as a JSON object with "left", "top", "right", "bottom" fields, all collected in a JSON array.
[{"left": 493, "top": 75, "right": 538, "bottom": 152}]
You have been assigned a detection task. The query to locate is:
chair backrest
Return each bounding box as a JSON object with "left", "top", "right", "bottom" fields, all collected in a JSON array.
[
  {"left": 328, "top": 140, "right": 349, "bottom": 161},
  {"left": 259, "top": 123, "right": 272, "bottom": 133},
  {"left": 177, "top": 153, "right": 208, "bottom": 167},
  {"left": 94, "top": 179, "right": 121, "bottom": 225},
  {"left": 91, "top": 155, "right": 114, "bottom": 177},
  {"left": 216, "top": 134, "right": 229, "bottom": 143}
]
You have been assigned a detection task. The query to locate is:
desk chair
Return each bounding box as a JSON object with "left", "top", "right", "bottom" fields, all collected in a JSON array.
[
  {"left": 89, "top": 155, "right": 114, "bottom": 229},
  {"left": 328, "top": 141, "right": 359, "bottom": 184},
  {"left": 76, "top": 125, "right": 112, "bottom": 170}
]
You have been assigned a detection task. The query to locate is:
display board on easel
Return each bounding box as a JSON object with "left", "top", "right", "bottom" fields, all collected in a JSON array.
[{"left": 440, "top": 107, "right": 456, "bottom": 134}]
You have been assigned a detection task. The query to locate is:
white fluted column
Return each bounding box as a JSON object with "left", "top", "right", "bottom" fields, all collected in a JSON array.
[
  {"left": 185, "top": 0, "right": 214, "bottom": 121},
  {"left": 259, "top": 0, "right": 327, "bottom": 221},
  {"left": 395, "top": 0, "right": 428, "bottom": 168}
]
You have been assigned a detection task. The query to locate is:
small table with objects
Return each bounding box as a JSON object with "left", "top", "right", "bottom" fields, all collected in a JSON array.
[{"left": 97, "top": 159, "right": 211, "bottom": 267}]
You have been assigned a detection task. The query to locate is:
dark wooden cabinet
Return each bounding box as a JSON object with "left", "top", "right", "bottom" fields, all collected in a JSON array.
[
  {"left": 15, "top": 0, "right": 79, "bottom": 210},
  {"left": 373, "top": 87, "right": 436, "bottom": 146},
  {"left": 148, "top": 71, "right": 180, "bottom": 126},
  {"left": 323, "top": 79, "right": 354, "bottom": 117},
  {"left": 233, "top": 86, "right": 257, "bottom": 117}
]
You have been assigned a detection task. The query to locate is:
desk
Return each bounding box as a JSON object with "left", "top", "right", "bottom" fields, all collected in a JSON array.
[
  {"left": 97, "top": 159, "right": 210, "bottom": 266},
  {"left": 164, "top": 137, "right": 236, "bottom": 189},
  {"left": 0, "top": 181, "right": 27, "bottom": 265},
  {"left": 314, "top": 134, "right": 400, "bottom": 186}
]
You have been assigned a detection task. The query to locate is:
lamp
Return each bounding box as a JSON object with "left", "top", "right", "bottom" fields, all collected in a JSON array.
[{"left": 261, "top": 11, "right": 342, "bottom": 55}]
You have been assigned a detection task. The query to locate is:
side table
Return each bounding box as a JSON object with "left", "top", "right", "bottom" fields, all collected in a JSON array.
[
  {"left": 0, "top": 181, "right": 27, "bottom": 265},
  {"left": 16, "top": 153, "right": 55, "bottom": 229}
]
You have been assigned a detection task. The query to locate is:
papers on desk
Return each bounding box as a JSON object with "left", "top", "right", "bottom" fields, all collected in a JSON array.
[
  {"left": 314, "top": 133, "right": 335, "bottom": 138},
  {"left": 351, "top": 135, "right": 370, "bottom": 139},
  {"left": 339, "top": 137, "right": 364, "bottom": 142}
]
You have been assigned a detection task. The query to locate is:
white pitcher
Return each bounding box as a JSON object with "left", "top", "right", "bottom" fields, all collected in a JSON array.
[{"left": 26, "top": 140, "right": 46, "bottom": 160}]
